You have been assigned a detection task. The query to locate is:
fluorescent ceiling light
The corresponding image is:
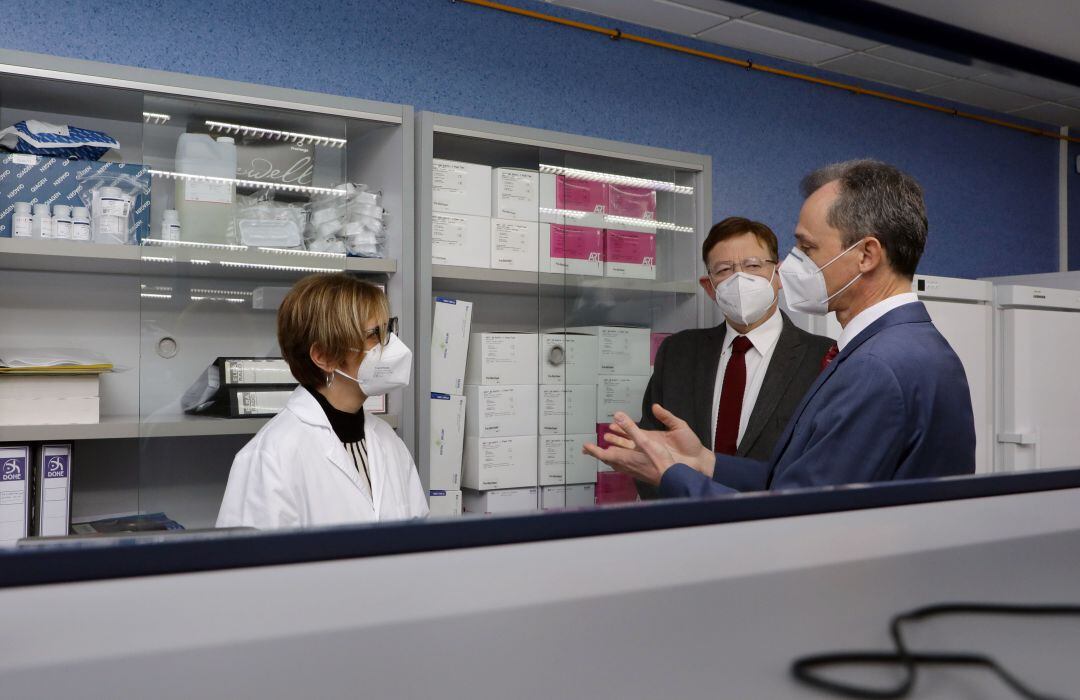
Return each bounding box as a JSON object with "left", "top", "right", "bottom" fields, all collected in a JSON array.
[
  {"left": 205, "top": 120, "right": 346, "bottom": 148},
  {"left": 539, "top": 164, "right": 694, "bottom": 195}
]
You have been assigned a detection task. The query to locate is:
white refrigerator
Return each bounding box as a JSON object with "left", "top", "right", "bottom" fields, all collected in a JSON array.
[
  {"left": 784, "top": 275, "right": 994, "bottom": 473},
  {"left": 992, "top": 283, "right": 1080, "bottom": 472}
]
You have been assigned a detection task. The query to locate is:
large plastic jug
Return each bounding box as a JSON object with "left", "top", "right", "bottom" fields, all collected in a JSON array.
[{"left": 174, "top": 134, "right": 238, "bottom": 244}]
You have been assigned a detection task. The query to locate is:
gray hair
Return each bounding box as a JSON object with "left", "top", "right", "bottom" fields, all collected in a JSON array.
[{"left": 800, "top": 159, "right": 927, "bottom": 277}]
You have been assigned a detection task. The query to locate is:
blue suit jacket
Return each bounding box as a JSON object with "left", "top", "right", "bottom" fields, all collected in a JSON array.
[{"left": 659, "top": 302, "right": 976, "bottom": 498}]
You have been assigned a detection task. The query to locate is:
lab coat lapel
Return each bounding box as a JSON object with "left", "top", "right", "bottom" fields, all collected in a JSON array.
[{"left": 325, "top": 440, "right": 376, "bottom": 512}]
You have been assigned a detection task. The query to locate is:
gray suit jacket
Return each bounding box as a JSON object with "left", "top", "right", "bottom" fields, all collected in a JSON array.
[{"left": 637, "top": 311, "right": 835, "bottom": 498}]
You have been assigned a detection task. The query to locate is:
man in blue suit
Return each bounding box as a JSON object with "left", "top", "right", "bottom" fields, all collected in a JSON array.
[{"left": 585, "top": 159, "right": 976, "bottom": 496}]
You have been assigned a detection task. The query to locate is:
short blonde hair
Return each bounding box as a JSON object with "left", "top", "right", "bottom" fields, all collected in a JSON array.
[{"left": 277, "top": 273, "right": 390, "bottom": 386}]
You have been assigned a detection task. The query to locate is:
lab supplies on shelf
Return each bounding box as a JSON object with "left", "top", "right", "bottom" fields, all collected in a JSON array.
[
  {"left": 432, "top": 159, "right": 491, "bottom": 217},
  {"left": 70, "top": 511, "right": 185, "bottom": 534},
  {"left": 462, "top": 435, "right": 538, "bottom": 490},
  {"left": 491, "top": 218, "right": 539, "bottom": 272},
  {"left": 464, "top": 332, "right": 539, "bottom": 386},
  {"left": 33, "top": 444, "right": 71, "bottom": 537},
  {"left": 0, "top": 445, "right": 31, "bottom": 547},
  {"left": 491, "top": 167, "right": 538, "bottom": 221},
  {"left": 431, "top": 297, "right": 473, "bottom": 395},
  {"left": 540, "top": 483, "right": 595, "bottom": 511},
  {"left": 429, "top": 392, "right": 466, "bottom": 491},
  {"left": 539, "top": 434, "right": 598, "bottom": 486},
  {"left": 427, "top": 489, "right": 463, "bottom": 517},
  {"left": 0, "top": 120, "right": 119, "bottom": 161},
  {"left": 432, "top": 212, "right": 490, "bottom": 267},
  {"left": 462, "top": 486, "right": 539, "bottom": 516},
  {"left": 464, "top": 384, "right": 538, "bottom": 438}
]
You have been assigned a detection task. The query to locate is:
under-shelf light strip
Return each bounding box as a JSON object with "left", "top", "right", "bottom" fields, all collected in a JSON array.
[
  {"left": 143, "top": 238, "right": 248, "bottom": 252},
  {"left": 190, "top": 296, "right": 247, "bottom": 304},
  {"left": 539, "top": 164, "right": 694, "bottom": 195},
  {"left": 139, "top": 293, "right": 172, "bottom": 300},
  {"left": 205, "top": 120, "right": 346, "bottom": 149},
  {"left": 538, "top": 207, "right": 588, "bottom": 219},
  {"left": 256, "top": 247, "right": 346, "bottom": 260},
  {"left": 142, "top": 111, "right": 171, "bottom": 125},
  {"left": 149, "top": 169, "right": 347, "bottom": 197},
  {"left": 191, "top": 288, "right": 254, "bottom": 297},
  {"left": 604, "top": 215, "right": 694, "bottom": 233},
  {"left": 219, "top": 261, "right": 338, "bottom": 273}
]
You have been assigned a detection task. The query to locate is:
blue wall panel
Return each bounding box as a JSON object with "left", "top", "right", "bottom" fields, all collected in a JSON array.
[{"left": 0, "top": 0, "right": 1061, "bottom": 277}]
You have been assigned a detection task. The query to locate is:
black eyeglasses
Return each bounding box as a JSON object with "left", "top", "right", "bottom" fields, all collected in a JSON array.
[{"left": 365, "top": 317, "right": 398, "bottom": 347}]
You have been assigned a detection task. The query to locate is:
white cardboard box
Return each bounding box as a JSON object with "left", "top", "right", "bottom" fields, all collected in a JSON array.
[
  {"left": 491, "top": 219, "right": 539, "bottom": 272},
  {"left": 429, "top": 393, "right": 466, "bottom": 491},
  {"left": 462, "top": 435, "right": 538, "bottom": 490},
  {"left": 465, "top": 332, "right": 538, "bottom": 385},
  {"left": 539, "top": 333, "right": 599, "bottom": 385},
  {"left": 539, "top": 433, "right": 599, "bottom": 486},
  {"left": 432, "top": 159, "right": 491, "bottom": 217},
  {"left": 604, "top": 229, "right": 657, "bottom": 279},
  {"left": 540, "top": 483, "right": 596, "bottom": 511},
  {"left": 491, "top": 168, "right": 539, "bottom": 221},
  {"left": 538, "top": 384, "right": 596, "bottom": 435},
  {"left": 463, "top": 487, "right": 538, "bottom": 515},
  {"left": 431, "top": 212, "right": 490, "bottom": 268},
  {"left": 568, "top": 326, "right": 651, "bottom": 376},
  {"left": 597, "top": 374, "right": 651, "bottom": 424},
  {"left": 430, "top": 297, "right": 473, "bottom": 395},
  {"left": 465, "top": 384, "right": 539, "bottom": 438},
  {"left": 539, "top": 223, "right": 604, "bottom": 276},
  {"left": 428, "top": 489, "right": 462, "bottom": 517}
]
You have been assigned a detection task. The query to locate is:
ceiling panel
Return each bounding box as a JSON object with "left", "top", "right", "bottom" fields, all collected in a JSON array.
[
  {"left": 867, "top": 45, "right": 990, "bottom": 78},
  {"left": 548, "top": 0, "right": 728, "bottom": 35},
  {"left": 1006, "top": 102, "right": 1080, "bottom": 128},
  {"left": 818, "top": 53, "right": 952, "bottom": 91},
  {"left": 971, "top": 69, "right": 1080, "bottom": 103},
  {"left": 697, "top": 19, "right": 851, "bottom": 64},
  {"left": 666, "top": 0, "right": 756, "bottom": 18},
  {"left": 741, "top": 11, "right": 880, "bottom": 50},
  {"left": 922, "top": 79, "right": 1045, "bottom": 113}
]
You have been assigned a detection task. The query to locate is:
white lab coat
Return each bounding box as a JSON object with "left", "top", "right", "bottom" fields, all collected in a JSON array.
[{"left": 217, "top": 386, "right": 428, "bottom": 529}]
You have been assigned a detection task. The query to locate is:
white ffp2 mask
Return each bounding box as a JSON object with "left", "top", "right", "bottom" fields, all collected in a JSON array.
[
  {"left": 713, "top": 268, "right": 777, "bottom": 327},
  {"left": 778, "top": 241, "right": 864, "bottom": 316},
  {"left": 336, "top": 333, "right": 413, "bottom": 397}
]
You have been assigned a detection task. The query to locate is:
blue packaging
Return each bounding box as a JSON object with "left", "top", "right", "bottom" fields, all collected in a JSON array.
[{"left": 0, "top": 154, "right": 150, "bottom": 241}]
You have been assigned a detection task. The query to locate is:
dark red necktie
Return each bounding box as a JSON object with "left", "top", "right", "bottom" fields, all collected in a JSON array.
[
  {"left": 713, "top": 335, "right": 754, "bottom": 455},
  {"left": 820, "top": 344, "right": 839, "bottom": 372}
]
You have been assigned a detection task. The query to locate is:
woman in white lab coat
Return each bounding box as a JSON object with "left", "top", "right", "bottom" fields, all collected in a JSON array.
[{"left": 217, "top": 274, "right": 428, "bottom": 529}]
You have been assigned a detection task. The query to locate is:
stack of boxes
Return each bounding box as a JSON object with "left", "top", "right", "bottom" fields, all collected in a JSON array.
[
  {"left": 462, "top": 333, "right": 539, "bottom": 515},
  {"left": 575, "top": 326, "right": 652, "bottom": 505},
  {"left": 429, "top": 297, "right": 473, "bottom": 517},
  {"left": 431, "top": 158, "right": 659, "bottom": 279}
]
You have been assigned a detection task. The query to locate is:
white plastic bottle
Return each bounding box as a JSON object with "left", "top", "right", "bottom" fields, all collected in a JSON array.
[
  {"left": 32, "top": 204, "right": 53, "bottom": 239},
  {"left": 52, "top": 204, "right": 73, "bottom": 240},
  {"left": 161, "top": 209, "right": 181, "bottom": 241},
  {"left": 11, "top": 202, "right": 32, "bottom": 238},
  {"left": 174, "top": 134, "right": 238, "bottom": 244},
  {"left": 91, "top": 186, "right": 132, "bottom": 245},
  {"left": 71, "top": 207, "right": 91, "bottom": 242}
]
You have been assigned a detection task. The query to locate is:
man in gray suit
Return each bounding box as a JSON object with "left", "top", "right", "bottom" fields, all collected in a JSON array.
[{"left": 638, "top": 217, "right": 833, "bottom": 497}]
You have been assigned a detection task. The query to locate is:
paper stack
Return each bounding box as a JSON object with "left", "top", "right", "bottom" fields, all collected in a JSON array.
[{"left": 0, "top": 349, "right": 111, "bottom": 425}]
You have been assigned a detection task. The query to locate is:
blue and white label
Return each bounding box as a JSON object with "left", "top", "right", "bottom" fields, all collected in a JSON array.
[
  {"left": 44, "top": 454, "right": 68, "bottom": 479},
  {"left": 2, "top": 457, "right": 26, "bottom": 481},
  {"left": 435, "top": 297, "right": 457, "bottom": 304},
  {"left": 431, "top": 392, "right": 452, "bottom": 400}
]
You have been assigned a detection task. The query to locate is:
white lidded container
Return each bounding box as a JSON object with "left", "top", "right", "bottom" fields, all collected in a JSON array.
[
  {"left": 174, "top": 134, "right": 237, "bottom": 244},
  {"left": 71, "top": 206, "right": 91, "bottom": 242},
  {"left": 32, "top": 203, "right": 52, "bottom": 239},
  {"left": 91, "top": 186, "right": 132, "bottom": 244},
  {"left": 11, "top": 202, "right": 32, "bottom": 238},
  {"left": 52, "top": 204, "right": 73, "bottom": 240},
  {"left": 160, "top": 209, "right": 181, "bottom": 241}
]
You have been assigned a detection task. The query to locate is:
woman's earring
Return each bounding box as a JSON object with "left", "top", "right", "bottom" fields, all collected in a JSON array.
[{"left": 326, "top": 372, "right": 334, "bottom": 387}]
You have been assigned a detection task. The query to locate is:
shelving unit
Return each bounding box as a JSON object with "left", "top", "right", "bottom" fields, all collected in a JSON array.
[
  {"left": 414, "top": 112, "right": 711, "bottom": 497},
  {"left": 0, "top": 48, "right": 414, "bottom": 531}
]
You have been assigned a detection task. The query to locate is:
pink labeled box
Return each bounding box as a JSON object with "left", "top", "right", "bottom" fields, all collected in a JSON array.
[
  {"left": 606, "top": 184, "right": 656, "bottom": 220},
  {"left": 556, "top": 176, "right": 607, "bottom": 214},
  {"left": 542, "top": 223, "right": 604, "bottom": 276},
  {"left": 604, "top": 229, "right": 657, "bottom": 280}
]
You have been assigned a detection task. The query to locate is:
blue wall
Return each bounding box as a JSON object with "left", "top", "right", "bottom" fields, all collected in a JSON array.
[{"left": 2, "top": 0, "right": 1063, "bottom": 277}]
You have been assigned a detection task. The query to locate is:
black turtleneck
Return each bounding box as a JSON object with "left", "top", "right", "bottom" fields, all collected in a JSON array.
[{"left": 306, "top": 385, "right": 366, "bottom": 443}]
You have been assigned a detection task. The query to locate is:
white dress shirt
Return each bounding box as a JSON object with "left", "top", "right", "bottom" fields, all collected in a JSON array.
[
  {"left": 710, "top": 309, "right": 784, "bottom": 448},
  {"left": 837, "top": 292, "right": 919, "bottom": 351}
]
